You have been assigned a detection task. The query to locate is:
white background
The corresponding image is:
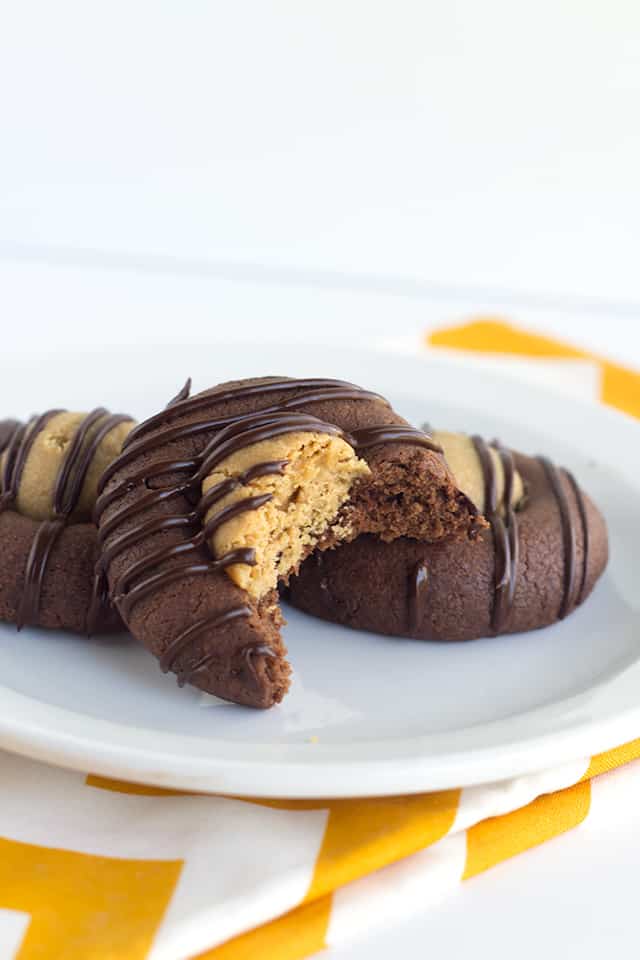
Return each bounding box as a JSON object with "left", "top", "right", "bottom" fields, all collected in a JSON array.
[
  {"left": 1, "top": 1, "right": 640, "bottom": 311},
  {"left": 2, "top": 2, "right": 640, "bottom": 957}
]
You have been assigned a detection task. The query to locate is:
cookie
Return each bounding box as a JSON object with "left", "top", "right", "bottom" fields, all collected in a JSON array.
[
  {"left": 95, "top": 377, "right": 482, "bottom": 707},
  {"left": 287, "top": 432, "right": 609, "bottom": 640},
  {"left": 0, "top": 409, "right": 134, "bottom": 634}
]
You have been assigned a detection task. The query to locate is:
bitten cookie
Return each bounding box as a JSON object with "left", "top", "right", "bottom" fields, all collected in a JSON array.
[
  {"left": 0, "top": 409, "right": 134, "bottom": 634},
  {"left": 95, "top": 377, "right": 482, "bottom": 707},
  {"left": 288, "top": 432, "right": 609, "bottom": 640}
]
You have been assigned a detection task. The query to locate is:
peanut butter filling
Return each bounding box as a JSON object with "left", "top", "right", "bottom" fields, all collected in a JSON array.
[
  {"left": 0, "top": 412, "right": 134, "bottom": 522},
  {"left": 433, "top": 430, "right": 524, "bottom": 515},
  {"left": 202, "top": 431, "right": 370, "bottom": 598}
]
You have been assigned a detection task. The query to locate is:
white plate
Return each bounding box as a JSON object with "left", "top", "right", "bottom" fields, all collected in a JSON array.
[{"left": 0, "top": 343, "right": 638, "bottom": 797}]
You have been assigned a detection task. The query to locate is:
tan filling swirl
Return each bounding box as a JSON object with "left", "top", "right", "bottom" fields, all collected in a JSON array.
[{"left": 202, "top": 431, "right": 371, "bottom": 598}]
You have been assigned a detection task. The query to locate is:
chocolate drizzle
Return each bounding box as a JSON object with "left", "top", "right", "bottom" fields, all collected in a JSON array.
[
  {"left": 537, "top": 457, "right": 589, "bottom": 619},
  {"left": 565, "top": 469, "right": 590, "bottom": 605},
  {"left": 162, "top": 606, "right": 274, "bottom": 691},
  {"left": 467, "top": 441, "right": 589, "bottom": 628},
  {"left": 471, "top": 436, "right": 519, "bottom": 632},
  {"left": 0, "top": 421, "right": 21, "bottom": 454},
  {"left": 351, "top": 424, "right": 441, "bottom": 454},
  {"left": 496, "top": 444, "right": 520, "bottom": 616},
  {"left": 0, "top": 410, "right": 63, "bottom": 511},
  {"left": 407, "top": 561, "right": 429, "bottom": 633},
  {"left": 0, "top": 409, "right": 132, "bottom": 631},
  {"left": 160, "top": 605, "right": 251, "bottom": 676},
  {"left": 122, "top": 377, "right": 387, "bottom": 451},
  {"left": 166, "top": 378, "right": 192, "bottom": 408},
  {"left": 96, "top": 377, "right": 443, "bottom": 683},
  {"left": 16, "top": 521, "right": 64, "bottom": 629},
  {"left": 94, "top": 410, "right": 350, "bottom": 624},
  {"left": 53, "top": 410, "right": 132, "bottom": 519}
]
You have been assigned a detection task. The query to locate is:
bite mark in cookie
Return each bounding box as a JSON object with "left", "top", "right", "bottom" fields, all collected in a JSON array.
[
  {"left": 96, "top": 377, "right": 481, "bottom": 707},
  {"left": 201, "top": 416, "right": 370, "bottom": 598},
  {"left": 289, "top": 435, "right": 608, "bottom": 642}
]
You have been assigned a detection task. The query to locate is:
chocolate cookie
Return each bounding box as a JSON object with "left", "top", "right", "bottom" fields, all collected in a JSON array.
[
  {"left": 0, "top": 409, "right": 134, "bottom": 634},
  {"left": 288, "top": 432, "right": 609, "bottom": 640},
  {"left": 95, "top": 378, "right": 481, "bottom": 707}
]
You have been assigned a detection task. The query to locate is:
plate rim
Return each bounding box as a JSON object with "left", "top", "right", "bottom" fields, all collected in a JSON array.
[
  {"left": 1, "top": 681, "right": 639, "bottom": 796},
  {"left": 0, "top": 341, "right": 637, "bottom": 797}
]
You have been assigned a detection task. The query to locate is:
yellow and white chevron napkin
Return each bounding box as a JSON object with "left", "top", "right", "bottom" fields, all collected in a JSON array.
[{"left": 1, "top": 319, "right": 639, "bottom": 960}]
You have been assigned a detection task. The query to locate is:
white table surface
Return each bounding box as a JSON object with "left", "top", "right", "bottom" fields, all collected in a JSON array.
[{"left": 2, "top": 3, "right": 640, "bottom": 955}]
